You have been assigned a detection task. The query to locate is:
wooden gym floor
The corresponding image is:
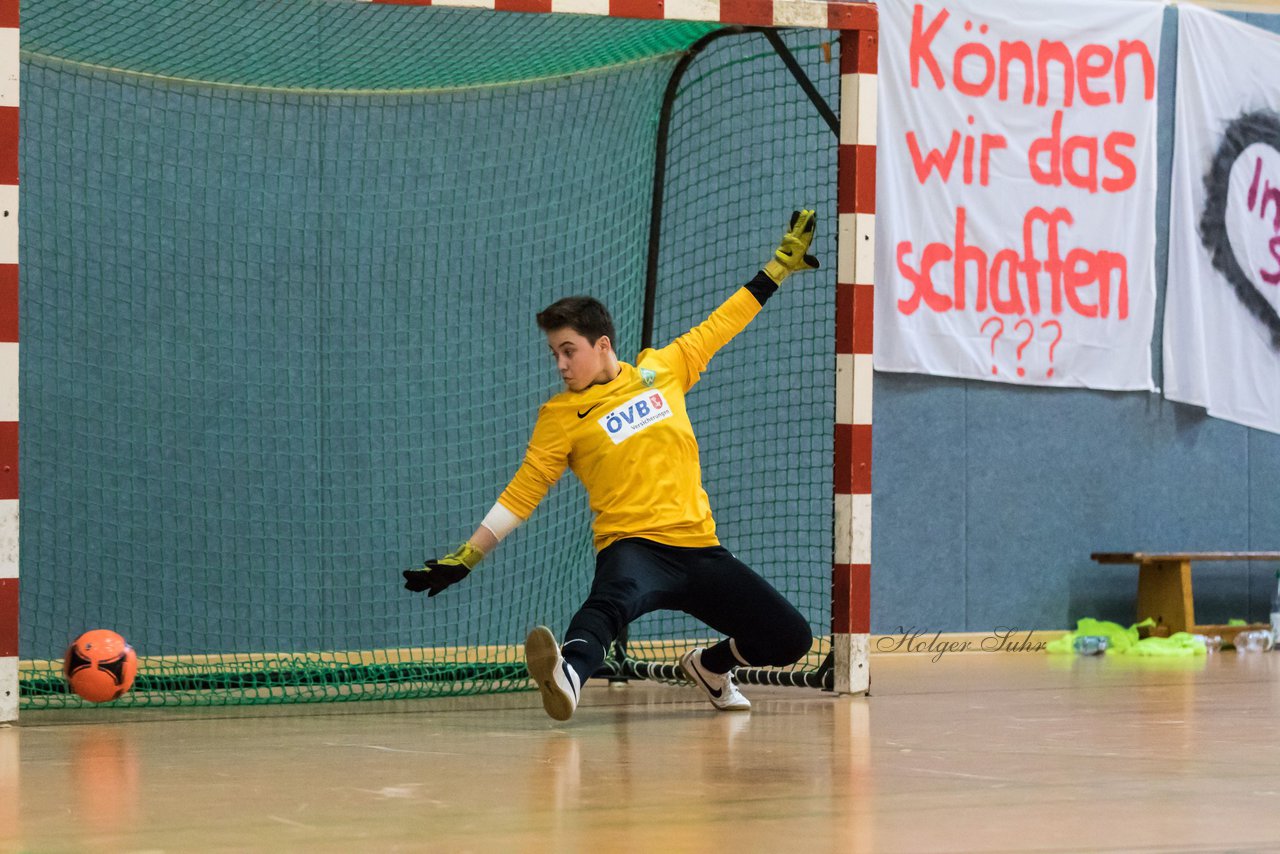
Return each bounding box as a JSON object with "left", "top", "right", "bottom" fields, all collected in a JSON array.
[{"left": 4, "top": 651, "right": 1280, "bottom": 853}]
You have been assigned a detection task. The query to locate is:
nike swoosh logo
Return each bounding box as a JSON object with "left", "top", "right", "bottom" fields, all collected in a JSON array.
[
  {"left": 561, "top": 663, "right": 580, "bottom": 701},
  {"left": 577, "top": 403, "right": 604, "bottom": 419},
  {"left": 691, "top": 668, "right": 722, "bottom": 698}
]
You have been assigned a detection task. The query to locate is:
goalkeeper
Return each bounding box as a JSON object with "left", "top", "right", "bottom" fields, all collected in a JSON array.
[{"left": 404, "top": 211, "right": 820, "bottom": 721}]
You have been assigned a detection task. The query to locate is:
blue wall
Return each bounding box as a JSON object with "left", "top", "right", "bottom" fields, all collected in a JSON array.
[{"left": 871, "top": 8, "right": 1280, "bottom": 634}]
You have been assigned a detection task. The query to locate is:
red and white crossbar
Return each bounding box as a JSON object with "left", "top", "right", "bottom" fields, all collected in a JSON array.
[{"left": 372, "top": 0, "right": 875, "bottom": 29}]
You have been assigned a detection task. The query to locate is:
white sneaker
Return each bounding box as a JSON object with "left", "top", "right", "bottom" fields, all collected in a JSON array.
[
  {"left": 525, "top": 626, "right": 581, "bottom": 721},
  {"left": 680, "top": 648, "right": 751, "bottom": 711}
]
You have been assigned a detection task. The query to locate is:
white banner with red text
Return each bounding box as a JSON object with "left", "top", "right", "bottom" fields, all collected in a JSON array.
[
  {"left": 875, "top": 0, "right": 1162, "bottom": 389},
  {"left": 1163, "top": 6, "right": 1280, "bottom": 435}
]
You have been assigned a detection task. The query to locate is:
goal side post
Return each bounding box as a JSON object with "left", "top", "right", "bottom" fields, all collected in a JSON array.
[
  {"left": 0, "top": 0, "right": 17, "bottom": 724},
  {"left": 833, "top": 22, "right": 875, "bottom": 696}
]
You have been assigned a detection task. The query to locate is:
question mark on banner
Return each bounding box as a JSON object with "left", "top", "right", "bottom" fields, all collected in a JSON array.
[
  {"left": 980, "top": 316, "right": 1004, "bottom": 375},
  {"left": 1041, "top": 320, "right": 1063, "bottom": 378},
  {"left": 1014, "top": 319, "right": 1034, "bottom": 378}
]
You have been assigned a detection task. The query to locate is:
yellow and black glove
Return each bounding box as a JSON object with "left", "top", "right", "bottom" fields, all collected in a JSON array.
[
  {"left": 763, "top": 209, "right": 820, "bottom": 285},
  {"left": 403, "top": 542, "right": 483, "bottom": 596}
]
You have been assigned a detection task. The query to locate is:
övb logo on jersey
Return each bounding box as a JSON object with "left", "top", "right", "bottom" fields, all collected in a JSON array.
[{"left": 599, "top": 391, "right": 671, "bottom": 444}]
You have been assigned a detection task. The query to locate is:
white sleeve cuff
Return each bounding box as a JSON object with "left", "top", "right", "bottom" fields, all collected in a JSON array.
[{"left": 479, "top": 501, "right": 524, "bottom": 543}]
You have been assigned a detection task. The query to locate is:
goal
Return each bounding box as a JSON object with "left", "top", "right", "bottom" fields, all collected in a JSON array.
[{"left": 4, "top": 0, "right": 875, "bottom": 715}]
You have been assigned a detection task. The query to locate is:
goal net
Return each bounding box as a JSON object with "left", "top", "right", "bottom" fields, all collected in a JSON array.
[{"left": 18, "top": 0, "right": 838, "bottom": 707}]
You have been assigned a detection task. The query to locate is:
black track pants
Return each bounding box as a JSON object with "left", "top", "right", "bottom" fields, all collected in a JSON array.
[{"left": 559, "top": 537, "right": 812, "bottom": 681}]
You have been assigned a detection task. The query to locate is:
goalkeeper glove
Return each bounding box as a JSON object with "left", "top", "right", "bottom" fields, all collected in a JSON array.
[
  {"left": 763, "top": 209, "right": 820, "bottom": 285},
  {"left": 403, "top": 542, "right": 484, "bottom": 596}
]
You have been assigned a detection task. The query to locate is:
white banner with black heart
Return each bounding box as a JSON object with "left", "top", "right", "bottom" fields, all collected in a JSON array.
[{"left": 1165, "top": 6, "right": 1280, "bottom": 434}]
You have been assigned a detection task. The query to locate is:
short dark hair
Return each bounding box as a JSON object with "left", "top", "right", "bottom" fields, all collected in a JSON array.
[{"left": 536, "top": 296, "right": 616, "bottom": 348}]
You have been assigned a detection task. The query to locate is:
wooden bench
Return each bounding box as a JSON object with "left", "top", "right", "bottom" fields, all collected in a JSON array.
[{"left": 1091, "top": 552, "right": 1280, "bottom": 642}]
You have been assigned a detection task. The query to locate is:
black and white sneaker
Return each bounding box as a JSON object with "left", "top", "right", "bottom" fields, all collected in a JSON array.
[
  {"left": 525, "top": 626, "right": 581, "bottom": 721},
  {"left": 680, "top": 648, "right": 751, "bottom": 711}
]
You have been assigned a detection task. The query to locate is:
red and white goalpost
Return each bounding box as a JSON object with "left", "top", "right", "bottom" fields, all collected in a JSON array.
[
  {"left": 0, "top": 0, "right": 875, "bottom": 721},
  {"left": 834, "top": 19, "right": 876, "bottom": 695},
  {"left": 0, "top": 0, "right": 16, "bottom": 724}
]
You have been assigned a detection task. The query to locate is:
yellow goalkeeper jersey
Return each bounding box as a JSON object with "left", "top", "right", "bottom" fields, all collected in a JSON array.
[{"left": 496, "top": 285, "right": 765, "bottom": 551}]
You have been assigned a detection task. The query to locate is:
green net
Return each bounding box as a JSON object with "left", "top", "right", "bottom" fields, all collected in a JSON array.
[
  {"left": 24, "top": 0, "right": 718, "bottom": 91},
  {"left": 628, "top": 30, "right": 838, "bottom": 678},
  {"left": 19, "top": 0, "right": 838, "bottom": 707}
]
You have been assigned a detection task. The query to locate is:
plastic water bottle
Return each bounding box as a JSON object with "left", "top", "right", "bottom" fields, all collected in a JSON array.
[
  {"left": 1234, "top": 630, "right": 1275, "bottom": 653},
  {"left": 1073, "top": 635, "right": 1108, "bottom": 655},
  {"left": 1192, "top": 634, "right": 1222, "bottom": 653},
  {"left": 1270, "top": 570, "right": 1280, "bottom": 647}
]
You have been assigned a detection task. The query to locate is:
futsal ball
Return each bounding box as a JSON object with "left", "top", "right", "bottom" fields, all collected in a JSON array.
[{"left": 64, "top": 629, "right": 138, "bottom": 703}]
